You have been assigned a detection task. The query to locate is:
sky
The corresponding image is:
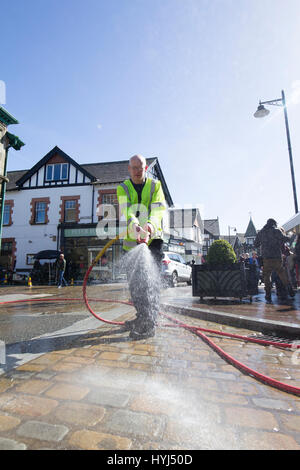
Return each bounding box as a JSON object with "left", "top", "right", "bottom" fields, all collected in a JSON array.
[{"left": 1, "top": 0, "right": 300, "bottom": 236}]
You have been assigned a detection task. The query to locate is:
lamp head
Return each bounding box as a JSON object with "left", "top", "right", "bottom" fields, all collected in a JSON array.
[{"left": 254, "top": 104, "right": 270, "bottom": 118}]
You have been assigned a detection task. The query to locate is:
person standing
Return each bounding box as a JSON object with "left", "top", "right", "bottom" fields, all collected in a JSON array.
[
  {"left": 254, "top": 218, "right": 295, "bottom": 302},
  {"left": 249, "top": 251, "right": 261, "bottom": 284},
  {"left": 57, "top": 253, "right": 68, "bottom": 288},
  {"left": 117, "top": 154, "right": 166, "bottom": 339}
]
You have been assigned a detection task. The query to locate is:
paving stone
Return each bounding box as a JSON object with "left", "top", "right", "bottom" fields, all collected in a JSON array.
[
  {"left": 45, "top": 383, "right": 90, "bottom": 401},
  {"left": 0, "top": 437, "right": 27, "bottom": 450},
  {"left": 86, "top": 387, "right": 131, "bottom": 408},
  {"left": 2, "top": 394, "right": 58, "bottom": 417},
  {"left": 130, "top": 394, "right": 178, "bottom": 416},
  {"left": 36, "top": 371, "right": 57, "bottom": 380},
  {"left": 17, "top": 363, "right": 46, "bottom": 373},
  {"left": 240, "top": 430, "right": 300, "bottom": 450},
  {"left": 164, "top": 418, "right": 237, "bottom": 449},
  {"left": 105, "top": 409, "right": 165, "bottom": 439},
  {"left": 7, "top": 370, "right": 35, "bottom": 380},
  {"left": 50, "top": 361, "right": 84, "bottom": 372},
  {"left": 252, "top": 397, "right": 293, "bottom": 411},
  {"left": 0, "top": 378, "right": 13, "bottom": 393},
  {"left": 30, "top": 353, "right": 66, "bottom": 365},
  {"left": 128, "top": 354, "right": 157, "bottom": 364},
  {"left": 280, "top": 414, "right": 300, "bottom": 432},
  {"left": 98, "top": 352, "right": 128, "bottom": 361},
  {"left": 205, "top": 371, "right": 239, "bottom": 381},
  {"left": 224, "top": 406, "right": 279, "bottom": 430},
  {"left": 0, "top": 412, "right": 21, "bottom": 431},
  {"left": 16, "top": 379, "right": 52, "bottom": 395},
  {"left": 17, "top": 420, "right": 69, "bottom": 442},
  {"left": 69, "top": 430, "right": 132, "bottom": 450},
  {"left": 53, "top": 402, "right": 106, "bottom": 426},
  {"left": 198, "top": 390, "right": 249, "bottom": 405}
]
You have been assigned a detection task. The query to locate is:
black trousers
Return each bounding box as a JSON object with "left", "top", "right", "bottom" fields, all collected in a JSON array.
[{"left": 124, "top": 239, "right": 164, "bottom": 327}]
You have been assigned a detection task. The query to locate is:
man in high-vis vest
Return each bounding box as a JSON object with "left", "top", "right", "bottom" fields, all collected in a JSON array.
[{"left": 117, "top": 154, "right": 166, "bottom": 340}]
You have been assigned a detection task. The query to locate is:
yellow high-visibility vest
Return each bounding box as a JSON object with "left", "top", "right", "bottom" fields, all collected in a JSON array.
[{"left": 117, "top": 178, "right": 166, "bottom": 251}]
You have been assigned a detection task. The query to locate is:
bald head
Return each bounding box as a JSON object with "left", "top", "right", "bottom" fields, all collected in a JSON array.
[{"left": 129, "top": 154, "right": 147, "bottom": 184}]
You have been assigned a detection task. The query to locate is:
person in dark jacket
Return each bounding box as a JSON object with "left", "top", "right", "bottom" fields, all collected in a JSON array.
[
  {"left": 254, "top": 218, "right": 295, "bottom": 302},
  {"left": 57, "top": 253, "right": 68, "bottom": 288}
]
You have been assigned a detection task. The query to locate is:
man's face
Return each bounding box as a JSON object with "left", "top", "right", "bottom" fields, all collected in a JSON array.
[{"left": 128, "top": 157, "right": 146, "bottom": 184}]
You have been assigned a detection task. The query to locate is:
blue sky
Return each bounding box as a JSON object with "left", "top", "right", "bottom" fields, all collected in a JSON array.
[{"left": 2, "top": 0, "right": 300, "bottom": 235}]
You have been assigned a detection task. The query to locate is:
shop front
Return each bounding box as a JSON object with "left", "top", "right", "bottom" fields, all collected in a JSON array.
[{"left": 59, "top": 224, "right": 126, "bottom": 283}]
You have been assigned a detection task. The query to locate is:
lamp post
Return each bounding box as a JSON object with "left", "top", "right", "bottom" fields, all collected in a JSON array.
[
  {"left": 228, "top": 226, "right": 236, "bottom": 246},
  {"left": 254, "top": 89, "right": 298, "bottom": 214}
]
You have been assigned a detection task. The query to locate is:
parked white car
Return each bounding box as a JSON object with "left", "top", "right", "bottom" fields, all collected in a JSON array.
[{"left": 162, "top": 252, "right": 192, "bottom": 287}]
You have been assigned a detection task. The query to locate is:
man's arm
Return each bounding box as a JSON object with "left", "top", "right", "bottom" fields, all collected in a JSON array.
[{"left": 147, "top": 181, "right": 166, "bottom": 237}]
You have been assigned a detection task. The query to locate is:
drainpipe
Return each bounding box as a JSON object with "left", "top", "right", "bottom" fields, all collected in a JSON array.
[{"left": 91, "top": 183, "right": 95, "bottom": 223}]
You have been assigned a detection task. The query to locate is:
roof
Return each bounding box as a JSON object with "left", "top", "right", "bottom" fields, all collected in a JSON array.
[
  {"left": 82, "top": 159, "right": 156, "bottom": 184},
  {"left": 15, "top": 146, "right": 96, "bottom": 187},
  {"left": 204, "top": 218, "right": 220, "bottom": 237},
  {"left": 244, "top": 218, "right": 257, "bottom": 237},
  {"left": 6, "top": 170, "right": 28, "bottom": 190}
]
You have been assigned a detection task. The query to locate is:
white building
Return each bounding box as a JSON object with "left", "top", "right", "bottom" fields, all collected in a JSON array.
[{"left": 168, "top": 208, "right": 204, "bottom": 263}]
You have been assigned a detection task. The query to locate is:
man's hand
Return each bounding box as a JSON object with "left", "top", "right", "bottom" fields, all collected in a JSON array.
[
  {"left": 133, "top": 224, "right": 149, "bottom": 244},
  {"left": 143, "top": 223, "right": 155, "bottom": 239}
]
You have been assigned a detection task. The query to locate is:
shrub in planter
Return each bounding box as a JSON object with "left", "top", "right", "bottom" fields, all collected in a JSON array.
[
  {"left": 192, "top": 240, "right": 255, "bottom": 300},
  {"left": 206, "top": 239, "right": 237, "bottom": 266}
]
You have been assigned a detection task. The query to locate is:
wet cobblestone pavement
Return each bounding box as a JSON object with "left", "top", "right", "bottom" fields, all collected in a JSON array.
[{"left": 0, "top": 284, "right": 300, "bottom": 450}]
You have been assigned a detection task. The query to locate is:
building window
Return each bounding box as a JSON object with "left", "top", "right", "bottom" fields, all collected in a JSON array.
[
  {"left": 3, "top": 204, "right": 10, "bottom": 225},
  {"left": 35, "top": 202, "right": 47, "bottom": 223},
  {"left": 59, "top": 196, "right": 80, "bottom": 223},
  {"left": 64, "top": 200, "right": 77, "bottom": 222},
  {"left": 97, "top": 190, "right": 119, "bottom": 220},
  {"left": 30, "top": 198, "right": 50, "bottom": 225},
  {"left": 2, "top": 200, "right": 14, "bottom": 226},
  {"left": 45, "top": 163, "right": 68, "bottom": 182},
  {"left": 1, "top": 241, "right": 12, "bottom": 255}
]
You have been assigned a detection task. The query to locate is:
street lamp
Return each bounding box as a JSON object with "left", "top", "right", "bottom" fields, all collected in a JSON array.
[
  {"left": 254, "top": 89, "right": 298, "bottom": 214},
  {"left": 228, "top": 226, "right": 236, "bottom": 246}
]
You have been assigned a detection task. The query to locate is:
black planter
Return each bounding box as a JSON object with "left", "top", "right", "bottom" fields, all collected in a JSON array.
[{"left": 192, "top": 262, "right": 258, "bottom": 301}]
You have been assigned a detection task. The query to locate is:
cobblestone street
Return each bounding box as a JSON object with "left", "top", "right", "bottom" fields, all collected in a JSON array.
[{"left": 0, "top": 285, "right": 300, "bottom": 450}]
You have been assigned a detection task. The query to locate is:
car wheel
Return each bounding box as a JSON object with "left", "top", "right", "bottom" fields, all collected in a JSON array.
[
  {"left": 187, "top": 275, "right": 192, "bottom": 285},
  {"left": 171, "top": 271, "right": 178, "bottom": 287}
]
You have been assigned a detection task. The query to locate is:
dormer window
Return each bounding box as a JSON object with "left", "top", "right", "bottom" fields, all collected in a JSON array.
[{"left": 46, "top": 163, "right": 68, "bottom": 182}]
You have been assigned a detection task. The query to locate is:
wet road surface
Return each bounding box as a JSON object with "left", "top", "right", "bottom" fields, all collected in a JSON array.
[{"left": 0, "top": 283, "right": 300, "bottom": 450}]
